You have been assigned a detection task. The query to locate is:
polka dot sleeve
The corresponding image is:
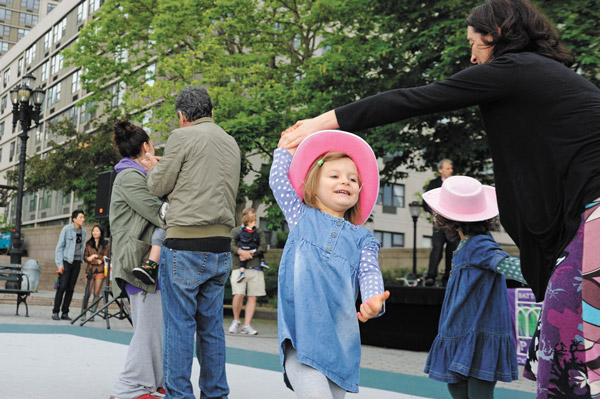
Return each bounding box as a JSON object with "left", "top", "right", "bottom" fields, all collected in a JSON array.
[
  {"left": 496, "top": 256, "right": 527, "bottom": 285},
  {"left": 269, "top": 148, "right": 303, "bottom": 230},
  {"left": 359, "top": 243, "right": 386, "bottom": 317}
]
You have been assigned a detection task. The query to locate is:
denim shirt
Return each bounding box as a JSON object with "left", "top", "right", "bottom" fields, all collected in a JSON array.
[
  {"left": 278, "top": 205, "right": 379, "bottom": 392},
  {"left": 424, "top": 234, "right": 519, "bottom": 383},
  {"left": 54, "top": 223, "right": 86, "bottom": 267}
]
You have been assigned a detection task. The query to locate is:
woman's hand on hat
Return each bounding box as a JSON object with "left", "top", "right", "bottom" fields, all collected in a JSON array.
[
  {"left": 357, "top": 290, "right": 390, "bottom": 322},
  {"left": 278, "top": 110, "right": 340, "bottom": 150}
]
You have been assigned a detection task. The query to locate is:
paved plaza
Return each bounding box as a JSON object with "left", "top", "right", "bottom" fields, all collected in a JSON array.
[{"left": 0, "top": 292, "right": 536, "bottom": 399}]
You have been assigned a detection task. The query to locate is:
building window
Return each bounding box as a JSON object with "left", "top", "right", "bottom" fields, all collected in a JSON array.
[
  {"left": 17, "top": 28, "right": 29, "bottom": 39},
  {"left": 0, "top": 95, "right": 6, "bottom": 113},
  {"left": 0, "top": 25, "right": 10, "bottom": 36},
  {"left": 17, "top": 57, "right": 23, "bottom": 76},
  {"left": 9, "top": 141, "right": 15, "bottom": 162},
  {"left": 374, "top": 231, "right": 405, "bottom": 248},
  {"left": 3, "top": 68, "right": 9, "bottom": 86},
  {"left": 50, "top": 53, "right": 63, "bottom": 75},
  {"left": 43, "top": 30, "right": 51, "bottom": 51},
  {"left": 48, "top": 83, "right": 61, "bottom": 106},
  {"left": 47, "top": 3, "right": 56, "bottom": 13},
  {"left": 0, "top": 121, "right": 4, "bottom": 138},
  {"left": 142, "top": 109, "right": 153, "bottom": 134},
  {"left": 77, "top": 2, "right": 87, "bottom": 23},
  {"left": 0, "top": 41, "right": 9, "bottom": 52},
  {"left": 377, "top": 183, "right": 405, "bottom": 212},
  {"left": 19, "top": 12, "right": 38, "bottom": 26},
  {"left": 0, "top": 0, "right": 13, "bottom": 5},
  {"left": 67, "top": 107, "right": 78, "bottom": 126},
  {"left": 40, "top": 60, "right": 48, "bottom": 81},
  {"left": 21, "top": 0, "right": 40, "bottom": 9},
  {"left": 0, "top": 147, "right": 2, "bottom": 163},
  {"left": 89, "top": 0, "right": 104, "bottom": 15},
  {"left": 52, "top": 17, "right": 66, "bottom": 43},
  {"left": 29, "top": 192, "right": 37, "bottom": 212},
  {"left": 35, "top": 123, "right": 43, "bottom": 144},
  {"left": 71, "top": 70, "right": 81, "bottom": 93},
  {"left": 0, "top": 9, "right": 12, "bottom": 20},
  {"left": 111, "top": 82, "right": 124, "bottom": 108},
  {"left": 25, "top": 44, "right": 36, "bottom": 65},
  {"left": 39, "top": 189, "right": 52, "bottom": 210},
  {"left": 80, "top": 101, "right": 95, "bottom": 124}
]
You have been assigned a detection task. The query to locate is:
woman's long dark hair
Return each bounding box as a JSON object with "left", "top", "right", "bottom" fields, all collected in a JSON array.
[
  {"left": 466, "top": 0, "right": 574, "bottom": 66},
  {"left": 435, "top": 214, "right": 495, "bottom": 242},
  {"left": 86, "top": 224, "right": 107, "bottom": 250}
]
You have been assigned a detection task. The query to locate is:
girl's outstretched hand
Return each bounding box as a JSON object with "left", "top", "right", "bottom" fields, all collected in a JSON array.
[{"left": 357, "top": 290, "right": 390, "bottom": 323}]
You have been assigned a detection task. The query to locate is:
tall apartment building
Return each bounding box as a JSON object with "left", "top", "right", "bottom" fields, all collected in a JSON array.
[
  {"left": 0, "top": 0, "right": 513, "bottom": 250},
  {"left": 0, "top": 0, "right": 62, "bottom": 56}
]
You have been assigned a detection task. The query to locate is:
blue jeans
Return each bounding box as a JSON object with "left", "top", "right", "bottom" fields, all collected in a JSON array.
[{"left": 160, "top": 247, "right": 231, "bottom": 399}]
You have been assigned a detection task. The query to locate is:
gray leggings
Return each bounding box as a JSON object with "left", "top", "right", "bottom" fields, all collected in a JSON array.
[
  {"left": 447, "top": 377, "right": 496, "bottom": 399},
  {"left": 284, "top": 345, "right": 346, "bottom": 399}
]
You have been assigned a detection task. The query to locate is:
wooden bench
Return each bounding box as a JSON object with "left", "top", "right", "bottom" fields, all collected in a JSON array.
[{"left": 0, "top": 263, "right": 33, "bottom": 317}]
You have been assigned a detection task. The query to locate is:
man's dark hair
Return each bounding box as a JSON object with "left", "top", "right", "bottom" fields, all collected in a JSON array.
[
  {"left": 466, "top": 0, "right": 574, "bottom": 66},
  {"left": 435, "top": 214, "right": 494, "bottom": 242},
  {"left": 72, "top": 209, "right": 84, "bottom": 221},
  {"left": 175, "top": 86, "right": 213, "bottom": 122}
]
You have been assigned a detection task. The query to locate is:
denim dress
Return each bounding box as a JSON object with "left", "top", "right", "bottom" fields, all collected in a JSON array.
[
  {"left": 424, "top": 234, "right": 519, "bottom": 383},
  {"left": 278, "top": 205, "right": 379, "bottom": 392}
]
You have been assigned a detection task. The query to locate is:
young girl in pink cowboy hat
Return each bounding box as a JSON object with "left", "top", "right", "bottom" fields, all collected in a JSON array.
[
  {"left": 422, "top": 176, "right": 521, "bottom": 399},
  {"left": 270, "top": 129, "right": 390, "bottom": 398}
]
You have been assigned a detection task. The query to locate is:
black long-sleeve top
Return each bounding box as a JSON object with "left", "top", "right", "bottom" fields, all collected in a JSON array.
[{"left": 336, "top": 52, "right": 600, "bottom": 301}]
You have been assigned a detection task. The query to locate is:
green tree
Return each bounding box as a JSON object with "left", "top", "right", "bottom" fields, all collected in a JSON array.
[
  {"left": 12, "top": 119, "right": 120, "bottom": 220},
  {"left": 62, "top": 0, "right": 600, "bottom": 225}
]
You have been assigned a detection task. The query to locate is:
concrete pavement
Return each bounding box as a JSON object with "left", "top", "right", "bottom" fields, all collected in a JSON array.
[{"left": 0, "top": 292, "right": 536, "bottom": 399}]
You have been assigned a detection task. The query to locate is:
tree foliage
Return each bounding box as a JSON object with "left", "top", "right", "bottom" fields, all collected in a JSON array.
[
  {"left": 14, "top": 120, "right": 120, "bottom": 220},
  {"left": 62, "top": 0, "right": 600, "bottom": 227}
]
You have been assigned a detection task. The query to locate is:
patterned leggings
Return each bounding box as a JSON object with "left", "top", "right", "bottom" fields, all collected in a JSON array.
[{"left": 524, "top": 202, "right": 600, "bottom": 399}]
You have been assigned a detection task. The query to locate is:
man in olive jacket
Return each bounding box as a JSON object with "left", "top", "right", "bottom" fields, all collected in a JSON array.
[{"left": 145, "top": 86, "right": 240, "bottom": 399}]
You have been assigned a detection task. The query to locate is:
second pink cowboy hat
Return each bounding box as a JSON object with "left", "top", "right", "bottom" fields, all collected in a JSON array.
[
  {"left": 288, "top": 130, "right": 379, "bottom": 225},
  {"left": 422, "top": 176, "right": 499, "bottom": 222}
]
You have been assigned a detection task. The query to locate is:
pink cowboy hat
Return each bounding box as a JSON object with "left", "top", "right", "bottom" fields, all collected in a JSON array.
[
  {"left": 422, "top": 176, "right": 498, "bottom": 222},
  {"left": 288, "top": 130, "right": 379, "bottom": 225}
]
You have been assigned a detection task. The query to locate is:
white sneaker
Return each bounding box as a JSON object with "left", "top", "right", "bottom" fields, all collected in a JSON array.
[
  {"left": 228, "top": 320, "right": 241, "bottom": 334},
  {"left": 241, "top": 324, "right": 258, "bottom": 335}
]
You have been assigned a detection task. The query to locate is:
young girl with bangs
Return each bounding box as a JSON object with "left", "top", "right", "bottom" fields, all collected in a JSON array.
[{"left": 270, "top": 129, "right": 389, "bottom": 398}]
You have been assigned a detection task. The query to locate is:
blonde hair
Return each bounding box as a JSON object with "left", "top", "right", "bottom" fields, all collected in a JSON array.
[
  {"left": 242, "top": 212, "right": 256, "bottom": 225},
  {"left": 302, "top": 151, "right": 363, "bottom": 225}
]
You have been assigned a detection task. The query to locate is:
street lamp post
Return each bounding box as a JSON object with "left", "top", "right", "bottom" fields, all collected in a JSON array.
[
  {"left": 9, "top": 73, "right": 45, "bottom": 266},
  {"left": 408, "top": 201, "right": 422, "bottom": 278}
]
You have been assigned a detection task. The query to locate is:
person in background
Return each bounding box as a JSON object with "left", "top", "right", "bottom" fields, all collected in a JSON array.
[
  {"left": 82, "top": 224, "right": 109, "bottom": 321},
  {"left": 228, "top": 207, "right": 268, "bottom": 336},
  {"left": 423, "top": 159, "right": 458, "bottom": 287},
  {"left": 52, "top": 209, "right": 86, "bottom": 321}
]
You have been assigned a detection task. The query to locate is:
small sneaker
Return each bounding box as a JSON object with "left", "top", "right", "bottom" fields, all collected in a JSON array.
[
  {"left": 52, "top": 313, "right": 60, "bottom": 320},
  {"left": 133, "top": 259, "right": 158, "bottom": 285},
  {"left": 60, "top": 313, "right": 71, "bottom": 320},
  {"left": 241, "top": 324, "right": 258, "bottom": 335},
  {"left": 228, "top": 320, "right": 241, "bottom": 334},
  {"left": 260, "top": 259, "right": 269, "bottom": 269},
  {"left": 236, "top": 272, "right": 245, "bottom": 283}
]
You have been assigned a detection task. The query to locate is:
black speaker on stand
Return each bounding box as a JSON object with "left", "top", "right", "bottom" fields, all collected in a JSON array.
[{"left": 71, "top": 170, "right": 132, "bottom": 329}]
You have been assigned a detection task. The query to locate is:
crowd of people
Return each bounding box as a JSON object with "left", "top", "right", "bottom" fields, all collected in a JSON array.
[{"left": 46, "top": 0, "right": 600, "bottom": 398}]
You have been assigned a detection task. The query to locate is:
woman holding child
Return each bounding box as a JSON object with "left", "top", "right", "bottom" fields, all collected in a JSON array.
[
  {"left": 109, "top": 120, "right": 165, "bottom": 399},
  {"left": 279, "top": 0, "right": 600, "bottom": 397}
]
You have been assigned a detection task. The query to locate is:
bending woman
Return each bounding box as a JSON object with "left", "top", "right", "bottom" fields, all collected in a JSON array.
[
  {"left": 279, "top": 0, "right": 600, "bottom": 398},
  {"left": 109, "top": 120, "right": 165, "bottom": 399}
]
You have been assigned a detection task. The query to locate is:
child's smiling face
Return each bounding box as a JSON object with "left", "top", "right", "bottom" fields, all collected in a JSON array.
[{"left": 315, "top": 157, "right": 361, "bottom": 218}]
